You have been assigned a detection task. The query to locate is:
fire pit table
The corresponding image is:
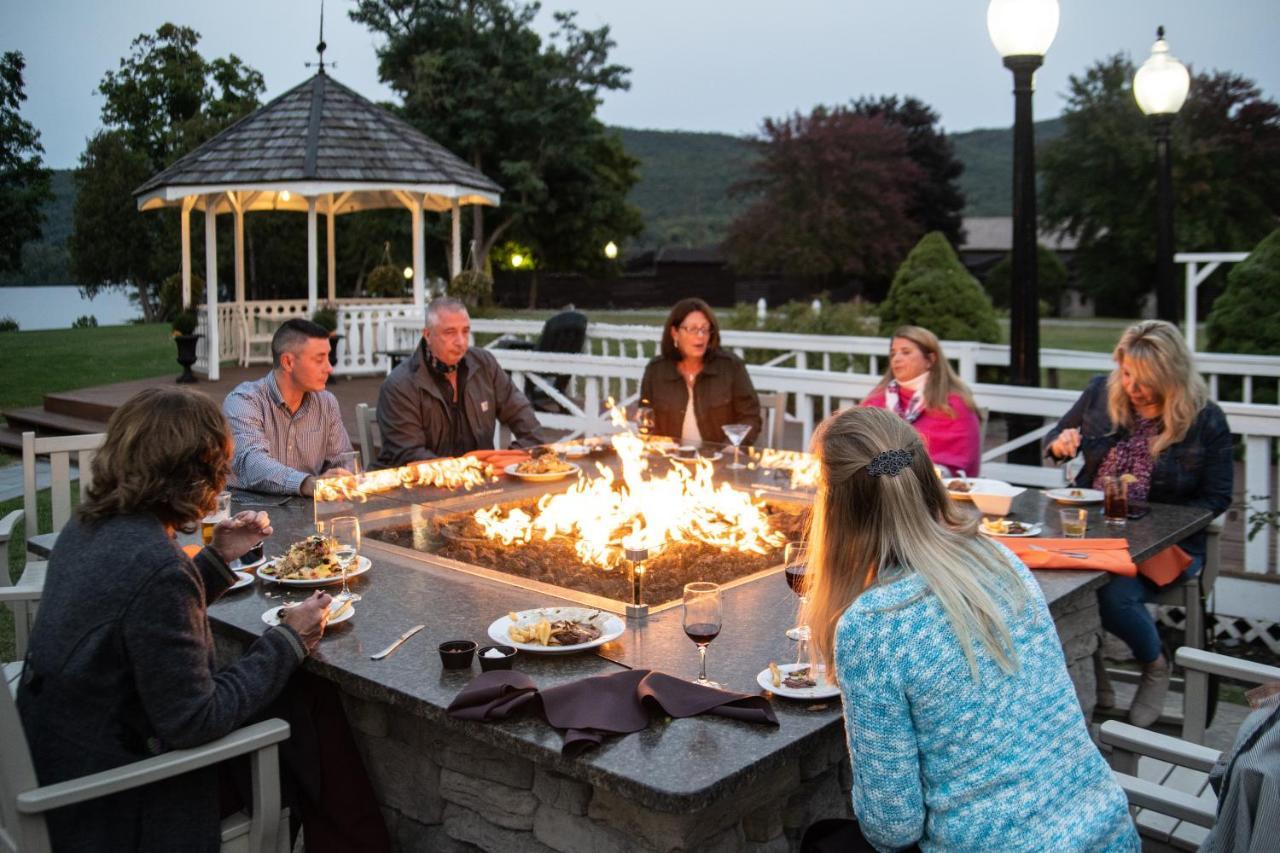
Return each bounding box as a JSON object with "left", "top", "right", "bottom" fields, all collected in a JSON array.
[{"left": 203, "top": 445, "right": 1119, "bottom": 852}]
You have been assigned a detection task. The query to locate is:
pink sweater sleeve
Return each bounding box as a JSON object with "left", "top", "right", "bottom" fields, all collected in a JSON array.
[{"left": 915, "top": 395, "right": 982, "bottom": 476}]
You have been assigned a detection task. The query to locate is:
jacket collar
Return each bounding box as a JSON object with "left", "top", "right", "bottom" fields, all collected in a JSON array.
[{"left": 410, "top": 340, "right": 476, "bottom": 403}]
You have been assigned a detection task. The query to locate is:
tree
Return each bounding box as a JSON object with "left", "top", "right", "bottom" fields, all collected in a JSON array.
[
  {"left": 878, "top": 232, "right": 1000, "bottom": 343},
  {"left": 723, "top": 106, "right": 925, "bottom": 288},
  {"left": 351, "top": 0, "right": 643, "bottom": 274},
  {"left": 849, "top": 95, "right": 966, "bottom": 246},
  {"left": 0, "top": 51, "right": 52, "bottom": 273},
  {"left": 1205, "top": 227, "right": 1280, "bottom": 356},
  {"left": 1041, "top": 55, "right": 1280, "bottom": 316},
  {"left": 70, "top": 24, "right": 264, "bottom": 321},
  {"left": 984, "top": 244, "right": 1067, "bottom": 315}
]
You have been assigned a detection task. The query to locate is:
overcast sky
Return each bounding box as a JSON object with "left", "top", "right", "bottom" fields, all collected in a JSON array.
[{"left": 6, "top": 0, "right": 1278, "bottom": 169}]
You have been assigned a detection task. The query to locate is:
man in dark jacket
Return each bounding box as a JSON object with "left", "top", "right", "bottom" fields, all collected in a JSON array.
[{"left": 375, "top": 297, "right": 543, "bottom": 466}]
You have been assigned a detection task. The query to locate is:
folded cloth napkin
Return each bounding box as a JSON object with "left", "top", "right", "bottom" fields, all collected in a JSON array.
[
  {"left": 448, "top": 669, "right": 779, "bottom": 757},
  {"left": 997, "top": 537, "right": 1137, "bottom": 576}
]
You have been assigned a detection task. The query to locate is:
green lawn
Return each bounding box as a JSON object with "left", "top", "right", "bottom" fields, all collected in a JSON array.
[{"left": 0, "top": 324, "right": 177, "bottom": 412}]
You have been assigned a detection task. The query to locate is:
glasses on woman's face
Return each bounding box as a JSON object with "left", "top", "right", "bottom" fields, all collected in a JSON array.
[{"left": 678, "top": 325, "right": 712, "bottom": 338}]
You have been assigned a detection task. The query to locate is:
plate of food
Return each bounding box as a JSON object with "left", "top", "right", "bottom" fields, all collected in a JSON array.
[
  {"left": 979, "top": 518, "right": 1043, "bottom": 538},
  {"left": 228, "top": 570, "right": 254, "bottom": 592},
  {"left": 487, "top": 607, "right": 624, "bottom": 654},
  {"left": 1044, "top": 487, "right": 1104, "bottom": 504},
  {"left": 944, "top": 478, "right": 1007, "bottom": 500},
  {"left": 756, "top": 662, "right": 840, "bottom": 700},
  {"left": 504, "top": 457, "right": 580, "bottom": 482},
  {"left": 261, "top": 598, "right": 354, "bottom": 627},
  {"left": 257, "top": 535, "right": 372, "bottom": 587},
  {"left": 556, "top": 444, "right": 592, "bottom": 458}
]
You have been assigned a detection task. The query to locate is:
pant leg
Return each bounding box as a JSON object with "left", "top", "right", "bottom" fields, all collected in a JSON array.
[{"left": 1098, "top": 556, "right": 1203, "bottom": 664}]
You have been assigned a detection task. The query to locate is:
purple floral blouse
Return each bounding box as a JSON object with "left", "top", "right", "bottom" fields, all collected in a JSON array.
[{"left": 1093, "top": 414, "right": 1158, "bottom": 503}]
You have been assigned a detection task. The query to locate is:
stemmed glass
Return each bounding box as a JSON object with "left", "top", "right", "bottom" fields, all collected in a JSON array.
[
  {"left": 329, "top": 515, "right": 362, "bottom": 603},
  {"left": 783, "top": 542, "right": 810, "bottom": 642},
  {"left": 636, "top": 405, "right": 656, "bottom": 439},
  {"left": 722, "top": 424, "right": 750, "bottom": 470},
  {"left": 682, "top": 582, "right": 722, "bottom": 688}
]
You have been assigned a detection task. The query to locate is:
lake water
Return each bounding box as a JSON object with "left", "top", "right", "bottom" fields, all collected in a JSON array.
[{"left": 0, "top": 285, "right": 141, "bottom": 330}]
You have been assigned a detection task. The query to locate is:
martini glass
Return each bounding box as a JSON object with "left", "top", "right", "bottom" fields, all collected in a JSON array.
[{"left": 722, "top": 424, "right": 750, "bottom": 470}]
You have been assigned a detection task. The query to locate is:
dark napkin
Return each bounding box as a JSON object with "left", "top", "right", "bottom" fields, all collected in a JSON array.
[{"left": 448, "top": 669, "right": 778, "bottom": 756}]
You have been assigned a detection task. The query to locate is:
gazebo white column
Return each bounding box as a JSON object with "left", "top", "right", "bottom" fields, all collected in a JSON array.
[
  {"left": 204, "top": 194, "right": 221, "bottom": 381},
  {"left": 306, "top": 196, "right": 318, "bottom": 314},
  {"left": 450, "top": 198, "right": 462, "bottom": 278},
  {"left": 180, "top": 196, "right": 195, "bottom": 308},
  {"left": 232, "top": 192, "right": 246, "bottom": 304},
  {"left": 326, "top": 193, "right": 337, "bottom": 303},
  {"left": 411, "top": 201, "right": 424, "bottom": 310}
]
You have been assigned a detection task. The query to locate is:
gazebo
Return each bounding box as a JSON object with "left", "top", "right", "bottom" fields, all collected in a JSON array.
[{"left": 134, "top": 69, "right": 501, "bottom": 379}]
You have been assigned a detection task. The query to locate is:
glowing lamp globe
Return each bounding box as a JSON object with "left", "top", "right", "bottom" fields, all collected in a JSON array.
[
  {"left": 987, "top": 0, "right": 1060, "bottom": 58},
  {"left": 1134, "top": 28, "right": 1190, "bottom": 116},
  {"left": 403, "top": 266, "right": 413, "bottom": 279},
  {"left": 604, "top": 241, "right": 618, "bottom": 260}
]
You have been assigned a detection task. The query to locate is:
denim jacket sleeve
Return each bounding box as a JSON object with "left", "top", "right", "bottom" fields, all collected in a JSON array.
[
  {"left": 1043, "top": 375, "right": 1109, "bottom": 461},
  {"left": 1160, "top": 402, "right": 1234, "bottom": 518}
]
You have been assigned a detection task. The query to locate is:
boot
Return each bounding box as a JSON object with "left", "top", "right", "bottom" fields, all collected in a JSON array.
[
  {"left": 1093, "top": 648, "right": 1115, "bottom": 710},
  {"left": 1128, "top": 655, "right": 1170, "bottom": 728}
]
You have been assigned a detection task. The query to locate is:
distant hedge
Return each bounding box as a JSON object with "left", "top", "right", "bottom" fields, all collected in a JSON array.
[
  {"left": 1206, "top": 228, "right": 1280, "bottom": 356},
  {"left": 984, "top": 244, "right": 1067, "bottom": 316},
  {"left": 878, "top": 232, "right": 1000, "bottom": 342}
]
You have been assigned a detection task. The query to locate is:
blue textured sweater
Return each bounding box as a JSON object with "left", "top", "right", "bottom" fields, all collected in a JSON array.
[{"left": 835, "top": 546, "right": 1138, "bottom": 852}]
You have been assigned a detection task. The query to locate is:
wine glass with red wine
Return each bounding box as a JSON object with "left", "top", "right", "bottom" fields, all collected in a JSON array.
[
  {"left": 683, "top": 582, "right": 722, "bottom": 688},
  {"left": 783, "top": 542, "right": 810, "bottom": 642}
]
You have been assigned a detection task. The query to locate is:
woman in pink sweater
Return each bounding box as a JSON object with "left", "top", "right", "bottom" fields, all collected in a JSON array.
[{"left": 860, "top": 325, "right": 982, "bottom": 476}]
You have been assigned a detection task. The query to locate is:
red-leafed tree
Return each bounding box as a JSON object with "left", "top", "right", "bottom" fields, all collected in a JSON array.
[{"left": 724, "top": 106, "right": 925, "bottom": 292}]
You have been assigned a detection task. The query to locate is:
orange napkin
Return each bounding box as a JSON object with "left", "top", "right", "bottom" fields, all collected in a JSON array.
[
  {"left": 181, "top": 544, "right": 202, "bottom": 558},
  {"left": 996, "top": 537, "right": 1137, "bottom": 576}
]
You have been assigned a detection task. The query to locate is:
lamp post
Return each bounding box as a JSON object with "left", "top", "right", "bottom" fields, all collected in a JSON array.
[
  {"left": 987, "top": 0, "right": 1059, "bottom": 465},
  {"left": 604, "top": 241, "right": 619, "bottom": 260},
  {"left": 1134, "top": 26, "right": 1190, "bottom": 324}
]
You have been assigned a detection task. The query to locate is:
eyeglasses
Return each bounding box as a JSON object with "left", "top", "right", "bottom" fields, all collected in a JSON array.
[{"left": 678, "top": 325, "right": 712, "bottom": 337}]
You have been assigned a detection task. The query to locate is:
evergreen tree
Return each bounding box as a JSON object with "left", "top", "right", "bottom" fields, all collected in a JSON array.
[
  {"left": 878, "top": 232, "right": 1000, "bottom": 343},
  {"left": 0, "top": 51, "right": 52, "bottom": 273}
]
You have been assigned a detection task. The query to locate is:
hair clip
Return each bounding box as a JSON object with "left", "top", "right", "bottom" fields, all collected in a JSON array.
[{"left": 867, "top": 448, "right": 914, "bottom": 478}]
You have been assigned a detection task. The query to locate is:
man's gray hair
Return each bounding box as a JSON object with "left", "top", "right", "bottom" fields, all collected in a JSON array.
[
  {"left": 271, "top": 318, "right": 331, "bottom": 367},
  {"left": 425, "top": 296, "right": 469, "bottom": 329}
]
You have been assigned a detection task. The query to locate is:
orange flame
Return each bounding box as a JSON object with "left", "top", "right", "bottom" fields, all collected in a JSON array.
[
  {"left": 313, "top": 457, "right": 496, "bottom": 502},
  {"left": 748, "top": 448, "right": 820, "bottom": 489}
]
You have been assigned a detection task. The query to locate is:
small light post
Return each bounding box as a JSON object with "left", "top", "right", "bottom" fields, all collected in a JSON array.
[
  {"left": 987, "top": 0, "right": 1059, "bottom": 465},
  {"left": 604, "top": 241, "right": 618, "bottom": 260},
  {"left": 1134, "top": 26, "right": 1190, "bottom": 324}
]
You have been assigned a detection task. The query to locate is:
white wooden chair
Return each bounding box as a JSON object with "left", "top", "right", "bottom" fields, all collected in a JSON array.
[
  {"left": 757, "top": 392, "right": 787, "bottom": 450},
  {"left": 0, "top": 678, "right": 292, "bottom": 853},
  {"left": 239, "top": 307, "right": 275, "bottom": 368},
  {"left": 1102, "top": 647, "right": 1280, "bottom": 850},
  {"left": 0, "top": 433, "right": 105, "bottom": 661},
  {"left": 355, "top": 403, "right": 381, "bottom": 471}
]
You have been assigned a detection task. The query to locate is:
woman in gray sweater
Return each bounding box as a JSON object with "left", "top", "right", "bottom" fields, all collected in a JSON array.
[{"left": 16, "top": 386, "right": 331, "bottom": 852}]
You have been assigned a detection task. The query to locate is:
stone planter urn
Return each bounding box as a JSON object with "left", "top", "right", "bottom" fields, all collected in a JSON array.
[{"left": 174, "top": 334, "right": 201, "bottom": 384}]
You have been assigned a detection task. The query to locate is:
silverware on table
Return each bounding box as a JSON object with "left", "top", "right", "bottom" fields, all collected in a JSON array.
[
  {"left": 1028, "top": 544, "right": 1090, "bottom": 560},
  {"left": 371, "top": 624, "right": 426, "bottom": 660}
]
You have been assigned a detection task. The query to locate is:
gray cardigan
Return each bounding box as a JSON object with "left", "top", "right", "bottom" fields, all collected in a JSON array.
[{"left": 16, "top": 513, "right": 305, "bottom": 852}]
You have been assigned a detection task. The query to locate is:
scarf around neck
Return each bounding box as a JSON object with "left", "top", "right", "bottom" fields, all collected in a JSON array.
[{"left": 884, "top": 372, "right": 928, "bottom": 423}]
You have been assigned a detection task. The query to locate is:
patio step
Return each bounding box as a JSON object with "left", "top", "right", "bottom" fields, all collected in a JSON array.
[
  {"left": 0, "top": 426, "right": 24, "bottom": 453},
  {"left": 2, "top": 406, "right": 109, "bottom": 439},
  {"left": 43, "top": 389, "right": 118, "bottom": 422}
]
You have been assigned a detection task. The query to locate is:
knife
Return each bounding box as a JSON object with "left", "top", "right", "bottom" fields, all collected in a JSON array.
[{"left": 370, "top": 624, "right": 425, "bottom": 660}]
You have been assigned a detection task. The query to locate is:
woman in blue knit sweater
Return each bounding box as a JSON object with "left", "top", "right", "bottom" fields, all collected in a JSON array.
[{"left": 800, "top": 407, "right": 1137, "bottom": 852}]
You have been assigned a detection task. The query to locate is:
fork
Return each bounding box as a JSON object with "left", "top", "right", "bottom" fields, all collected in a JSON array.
[{"left": 1028, "top": 544, "right": 1090, "bottom": 560}]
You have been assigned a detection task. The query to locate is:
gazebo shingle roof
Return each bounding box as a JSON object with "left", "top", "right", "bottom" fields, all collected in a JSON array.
[{"left": 134, "top": 72, "right": 501, "bottom": 197}]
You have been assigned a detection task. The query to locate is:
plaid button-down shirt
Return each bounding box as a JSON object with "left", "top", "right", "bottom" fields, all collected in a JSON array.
[{"left": 223, "top": 371, "right": 353, "bottom": 494}]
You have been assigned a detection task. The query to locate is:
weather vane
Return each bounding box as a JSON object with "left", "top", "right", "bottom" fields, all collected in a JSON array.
[{"left": 305, "top": 0, "right": 335, "bottom": 73}]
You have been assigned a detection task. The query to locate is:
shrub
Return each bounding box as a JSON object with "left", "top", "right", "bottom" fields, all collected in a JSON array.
[
  {"left": 878, "top": 232, "right": 1000, "bottom": 342},
  {"left": 0, "top": 316, "right": 18, "bottom": 332},
  {"left": 984, "top": 244, "right": 1068, "bottom": 316},
  {"left": 722, "top": 297, "right": 878, "bottom": 369},
  {"left": 366, "top": 264, "right": 406, "bottom": 297},
  {"left": 449, "top": 270, "right": 494, "bottom": 308},
  {"left": 172, "top": 310, "right": 198, "bottom": 336},
  {"left": 311, "top": 305, "right": 339, "bottom": 333},
  {"left": 158, "top": 272, "right": 206, "bottom": 322},
  {"left": 1206, "top": 228, "right": 1280, "bottom": 356},
  {"left": 72, "top": 315, "right": 98, "bottom": 329}
]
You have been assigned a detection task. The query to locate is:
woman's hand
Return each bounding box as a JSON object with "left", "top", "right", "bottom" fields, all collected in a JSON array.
[
  {"left": 1049, "top": 427, "right": 1082, "bottom": 460},
  {"left": 211, "top": 510, "right": 273, "bottom": 564},
  {"left": 281, "top": 591, "right": 333, "bottom": 654}
]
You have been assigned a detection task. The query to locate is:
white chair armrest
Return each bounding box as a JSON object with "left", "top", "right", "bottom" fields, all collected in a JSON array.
[
  {"left": 1113, "top": 771, "right": 1218, "bottom": 828},
  {"left": 0, "top": 508, "right": 22, "bottom": 543},
  {"left": 1176, "top": 647, "right": 1280, "bottom": 685},
  {"left": 0, "top": 583, "right": 43, "bottom": 603},
  {"left": 1100, "top": 720, "right": 1221, "bottom": 771},
  {"left": 16, "top": 718, "right": 290, "bottom": 814}
]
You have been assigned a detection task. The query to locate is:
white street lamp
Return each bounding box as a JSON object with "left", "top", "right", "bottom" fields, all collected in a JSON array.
[
  {"left": 987, "top": 0, "right": 1059, "bottom": 465},
  {"left": 1134, "top": 26, "right": 1191, "bottom": 323},
  {"left": 402, "top": 266, "right": 413, "bottom": 280},
  {"left": 604, "top": 241, "right": 618, "bottom": 260}
]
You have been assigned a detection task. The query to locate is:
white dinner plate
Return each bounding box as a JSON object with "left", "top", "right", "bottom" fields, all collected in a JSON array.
[
  {"left": 233, "top": 553, "right": 268, "bottom": 571},
  {"left": 487, "top": 607, "right": 625, "bottom": 654},
  {"left": 756, "top": 663, "right": 841, "bottom": 700},
  {"left": 228, "top": 571, "right": 254, "bottom": 592},
  {"left": 262, "top": 599, "right": 354, "bottom": 627},
  {"left": 1044, "top": 488, "right": 1105, "bottom": 504},
  {"left": 979, "top": 522, "right": 1043, "bottom": 538},
  {"left": 257, "top": 555, "right": 371, "bottom": 587},
  {"left": 944, "top": 478, "right": 1008, "bottom": 500},
  {"left": 556, "top": 444, "right": 592, "bottom": 458},
  {"left": 503, "top": 461, "right": 581, "bottom": 482}
]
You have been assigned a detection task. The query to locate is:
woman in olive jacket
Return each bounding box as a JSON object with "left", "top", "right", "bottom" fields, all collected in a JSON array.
[{"left": 640, "top": 298, "right": 762, "bottom": 447}]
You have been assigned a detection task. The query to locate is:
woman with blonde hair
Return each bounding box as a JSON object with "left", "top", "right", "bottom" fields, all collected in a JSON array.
[
  {"left": 800, "top": 406, "right": 1136, "bottom": 852},
  {"left": 860, "top": 325, "right": 982, "bottom": 475},
  {"left": 1045, "top": 320, "right": 1233, "bottom": 727}
]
